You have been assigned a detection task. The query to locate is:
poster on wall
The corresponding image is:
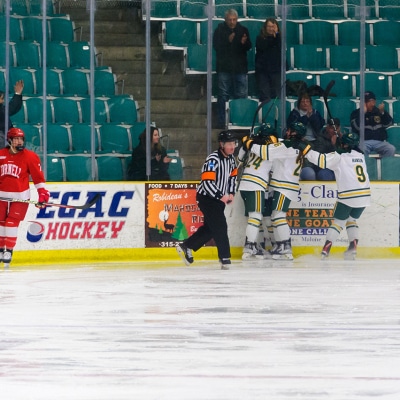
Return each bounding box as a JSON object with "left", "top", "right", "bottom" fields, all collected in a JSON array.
[{"left": 145, "top": 182, "right": 206, "bottom": 248}]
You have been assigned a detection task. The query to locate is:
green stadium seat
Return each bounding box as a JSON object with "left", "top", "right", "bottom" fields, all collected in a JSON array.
[
  {"left": 289, "top": 45, "right": 327, "bottom": 70},
  {"left": 96, "top": 155, "right": 124, "bottom": 181},
  {"left": 145, "top": 0, "right": 178, "bottom": 20},
  {"left": 285, "top": 0, "right": 311, "bottom": 19},
  {"left": 94, "top": 69, "right": 117, "bottom": 96},
  {"left": 380, "top": 157, "right": 400, "bottom": 181},
  {"left": 162, "top": 19, "right": 198, "bottom": 48},
  {"left": 391, "top": 73, "right": 400, "bottom": 98},
  {"left": 69, "top": 41, "right": 96, "bottom": 69},
  {"left": 371, "top": 21, "right": 400, "bottom": 47},
  {"left": 0, "top": 42, "right": 17, "bottom": 67},
  {"left": 10, "top": 67, "right": 38, "bottom": 95},
  {"left": 48, "top": 17, "right": 77, "bottom": 42},
  {"left": 24, "top": 96, "right": 52, "bottom": 123},
  {"left": 12, "top": 122, "right": 42, "bottom": 149},
  {"left": 108, "top": 95, "right": 138, "bottom": 124},
  {"left": 239, "top": 19, "right": 263, "bottom": 47},
  {"left": 62, "top": 68, "right": 89, "bottom": 95},
  {"left": 378, "top": 0, "right": 400, "bottom": 20},
  {"left": 227, "top": 98, "right": 259, "bottom": 130},
  {"left": 286, "top": 71, "right": 317, "bottom": 96},
  {"left": 15, "top": 40, "right": 41, "bottom": 68},
  {"left": 302, "top": 20, "right": 335, "bottom": 46},
  {"left": 167, "top": 153, "right": 184, "bottom": 180},
  {"left": 47, "top": 41, "right": 70, "bottom": 68},
  {"left": 81, "top": 96, "right": 110, "bottom": 124},
  {"left": 9, "top": 0, "right": 29, "bottom": 15},
  {"left": 29, "top": 0, "right": 56, "bottom": 16},
  {"left": 214, "top": 0, "right": 244, "bottom": 18},
  {"left": 347, "top": 0, "right": 377, "bottom": 19},
  {"left": 386, "top": 126, "right": 400, "bottom": 154},
  {"left": 45, "top": 156, "right": 66, "bottom": 182},
  {"left": 199, "top": 19, "right": 222, "bottom": 45},
  {"left": 319, "top": 72, "right": 355, "bottom": 98},
  {"left": 357, "top": 72, "right": 389, "bottom": 99},
  {"left": 311, "top": 0, "right": 346, "bottom": 19},
  {"left": 100, "top": 124, "right": 133, "bottom": 154},
  {"left": 365, "top": 156, "right": 378, "bottom": 181},
  {"left": 130, "top": 122, "right": 146, "bottom": 149},
  {"left": 317, "top": 97, "right": 358, "bottom": 129},
  {"left": 0, "top": 15, "right": 22, "bottom": 41},
  {"left": 366, "top": 45, "right": 399, "bottom": 72},
  {"left": 46, "top": 123, "right": 72, "bottom": 153},
  {"left": 179, "top": 0, "right": 208, "bottom": 19},
  {"left": 337, "top": 21, "right": 361, "bottom": 46},
  {"left": 246, "top": 0, "right": 277, "bottom": 19},
  {"left": 64, "top": 154, "right": 93, "bottom": 181},
  {"left": 52, "top": 96, "right": 82, "bottom": 124},
  {"left": 184, "top": 43, "right": 216, "bottom": 74},
  {"left": 70, "top": 123, "right": 101, "bottom": 153},
  {"left": 391, "top": 100, "right": 400, "bottom": 127},
  {"left": 36, "top": 67, "right": 63, "bottom": 95},
  {"left": 21, "top": 16, "right": 49, "bottom": 42},
  {"left": 329, "top": 45, "right": 360, "bottom": 71}
]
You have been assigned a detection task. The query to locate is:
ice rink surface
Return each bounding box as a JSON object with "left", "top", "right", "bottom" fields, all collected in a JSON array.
[{"left": 1, "top": 256, "right": 400, "bottom": 400}]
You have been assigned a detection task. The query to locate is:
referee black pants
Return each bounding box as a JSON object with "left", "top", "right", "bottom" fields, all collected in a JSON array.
[{"left": 184, "top": 193, "right": 231, "bottom": 260}]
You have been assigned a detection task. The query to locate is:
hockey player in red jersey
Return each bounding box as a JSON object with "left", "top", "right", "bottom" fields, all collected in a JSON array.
[{"left": 0, "top": 128, "right": 49, "bottom": 266}]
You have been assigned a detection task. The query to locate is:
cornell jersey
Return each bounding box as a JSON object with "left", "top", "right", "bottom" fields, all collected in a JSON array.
[
  {"left": 305, "top": 149, "right": 371, "bottom": 207},
  {"left": 237, "top": 146, "right": 272, "bottom": 191},
  {"left": 0, "top": 147, "right": 46, "bottom": 200},
  {"left": 197, "top": 148, "right": 238, "bottom": 199},
  {"left": 250, "top": 141, "right": 301, "bottom": 202}
]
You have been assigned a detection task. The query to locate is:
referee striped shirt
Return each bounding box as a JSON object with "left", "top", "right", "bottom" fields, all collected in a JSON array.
[{"left": 197, "top": 148, "right": 238, "bottom": 200}]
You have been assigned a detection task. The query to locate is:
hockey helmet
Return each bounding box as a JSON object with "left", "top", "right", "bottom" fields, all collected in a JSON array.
[
  {"left": 218, "top": 130, "right": 237, "bottom": 143},
  {"left": 256, "top": 123, "right": 278, "bottom": 143},
  {"left": 289, "top": 122, "right": 307, "bottom": 138},
  {"left": 7, "top": 127, "right": 25, "bottom": 151},
  {"left": 341, "top": 132, "right": 359, "bottom": 148},
  {"left": 7, "top": 127, "right": 25, "bottom": 141}
]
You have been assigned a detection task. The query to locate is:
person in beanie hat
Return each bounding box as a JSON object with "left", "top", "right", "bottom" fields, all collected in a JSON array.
[{"left": 350, "top": 91, "right": 395, "bottom": 157}]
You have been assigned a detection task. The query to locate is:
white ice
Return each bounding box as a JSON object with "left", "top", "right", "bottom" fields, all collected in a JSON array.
[{"left": 0, "top": 257, "right": 400, "bottom": 400}]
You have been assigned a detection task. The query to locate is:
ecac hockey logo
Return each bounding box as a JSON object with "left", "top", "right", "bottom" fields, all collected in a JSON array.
[{"left": 26, "top": 221, "right": 45, "bottom": 243}]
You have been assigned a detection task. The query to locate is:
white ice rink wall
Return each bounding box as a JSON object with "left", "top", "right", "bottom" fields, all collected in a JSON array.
[{"left": 15, "top": 181, "right": 400, "bottom": 265}]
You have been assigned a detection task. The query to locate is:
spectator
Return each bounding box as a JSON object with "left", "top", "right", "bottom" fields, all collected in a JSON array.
[
  {"left": 287, "top": 92, "right": 325, "bottom": 142},
  {"left": 255, "top": 17, "right": 281, "bottom": 103},
  {"left": 213, "top": 9, "right": 252, "bottom": 129},
  {"left": 0, "top": 80, "right": 24, "bottom": 147},
  {"left": 300, "top": 118, "right": 342, "bottom": 181},
  {"left": 127, "top": 126, "right": 173, "bottom": 181},
  {"left": 350, "top": 91, "right": 394, "bottom": 157}
]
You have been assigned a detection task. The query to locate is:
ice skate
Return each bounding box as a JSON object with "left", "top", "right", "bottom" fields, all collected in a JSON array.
[
  {"left": 321, "top": 240, "right": 332, "bottom": 260},
  {"left": 344, "top": 239, "right": 358, "bottom": 260},
  {"left": 176, "top": 244, "right": 194, "bottom": 266},
  {"left": 219, "top": 258, "right": 231, "bottom": 270},
  {"left": 3, "top": 249, "right": 12, "bottom": 267},
  {"left": 271, "top": 240, "right": 293, "bottom": 261},
  {"left": 263, "top": 243, "right": 277, "bottom": 260},
  {"left": 242, "top": 240, "right": 258, "bottom": 260}
]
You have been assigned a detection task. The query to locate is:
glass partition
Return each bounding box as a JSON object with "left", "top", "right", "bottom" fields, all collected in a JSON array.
[{"left": 0, "top": 0, "right": 397, "bottom": 182}]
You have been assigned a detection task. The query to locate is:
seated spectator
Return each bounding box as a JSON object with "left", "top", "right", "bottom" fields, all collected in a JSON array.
[
  {"left": 127, "top": 126, "right": 173, "bottom": 181},
  {"left": 350, "top": 91, "right": 394, "bottom": 157},
  {"left": 287, "top": 92, "right": 325, "bottom": 142},
  {"left": 300, "top": 118, "right": 342, "bottom": 181}
]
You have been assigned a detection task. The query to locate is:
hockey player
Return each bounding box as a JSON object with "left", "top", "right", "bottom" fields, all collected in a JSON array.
[
  {"left": 177, "top": 130, "right": 238, "bottom": 270},
  {"left": 0, "top": 128, "right": 50, "bottom": 267},
  {"left": 243, "top": 122, "right": 307, "bottom": 260},
  {"left": 238, "top": 123, "right": 277, "bottom": 260},
  {"left": 291, "top": 132, "right": 371, "bottom": 260}
]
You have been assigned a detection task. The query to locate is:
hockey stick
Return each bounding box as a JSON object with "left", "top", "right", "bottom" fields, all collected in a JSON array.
[
  {"left": 0, "top": 193, "right": 102, "bottom": 210},
  {"left": 322, "top": 79, "right": 339, "bottom": 137}
]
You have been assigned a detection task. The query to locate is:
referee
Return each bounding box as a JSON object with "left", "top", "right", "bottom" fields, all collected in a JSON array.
[{"left": 177, "top": 130, "right": 238, "bottom": 269}]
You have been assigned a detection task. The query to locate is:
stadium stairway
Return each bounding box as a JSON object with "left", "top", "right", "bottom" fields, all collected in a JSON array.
[{"left": 61, "top": 1, "right": 209, "bottom": 180}]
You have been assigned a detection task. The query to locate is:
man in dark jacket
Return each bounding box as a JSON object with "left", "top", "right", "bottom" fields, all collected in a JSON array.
[
  {"left": 350, "top": 91, "right": 394, "bottom": 157},
  {"left": 213, "top": 9, "right": 252, "bottom": 129},
  {"left": 0, "top": 80, "right": 24, "bottom": 148}
]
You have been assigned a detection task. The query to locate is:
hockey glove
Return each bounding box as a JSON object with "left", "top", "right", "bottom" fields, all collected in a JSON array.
[
  {"left": 292, "top": 139, "right": 312, "bottom": 155},
  {"left": 36, "top": 188, "right": 50, "bottom": 208},
  {"left": 242, "top": 136, "right": 254, "bottom": 151}
]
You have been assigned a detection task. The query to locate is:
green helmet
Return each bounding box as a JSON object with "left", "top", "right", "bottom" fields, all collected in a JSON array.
[
  {"left": 256, "top": 123, "right": 278, "bottom": 143},
  {"left": 218, "top": 130, "right": 236, "bottom": 142},
  {"left": 289, "top": 122, "right": 307, "bottom": 138},
  {"left": 341, "top": 132, "right": 360, "bottom": 148}
]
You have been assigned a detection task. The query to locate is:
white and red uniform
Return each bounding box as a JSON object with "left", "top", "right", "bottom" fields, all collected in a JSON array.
[{"left": 0, "top": 148, "right": 46, "bottom": 249}]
